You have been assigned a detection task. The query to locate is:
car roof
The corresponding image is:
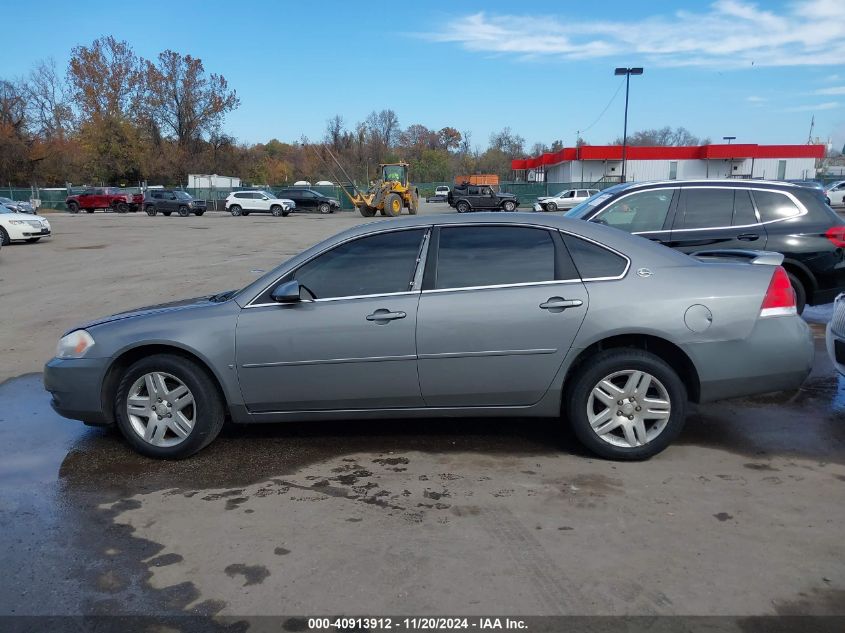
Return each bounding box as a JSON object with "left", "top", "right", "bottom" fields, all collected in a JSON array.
[{"left": 611, "top": 178, "right": 806, "bottom": 193}]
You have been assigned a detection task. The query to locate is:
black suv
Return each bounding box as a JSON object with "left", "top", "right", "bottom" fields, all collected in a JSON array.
[
  {"left": 276, "top": 188, "right": 341, "bottom": 214},
  {"left": 144, "top": 190, "right": 207, "bottom": 217},
  {"left": 448, "top": 184, "right": 519, "bottom": 213},
  {"left": 565, "top": 180, "right": 845, "bottom": 312}
]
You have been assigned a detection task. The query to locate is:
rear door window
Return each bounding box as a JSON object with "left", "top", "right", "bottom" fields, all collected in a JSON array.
[
  {"left": 434, "top": 226, "right": 555, "bottom": 290},
  {"left": 591, "top": 189, "right": 674, "bottom": 233},
  {"left": 751, "top": 190, "right": 802, "bottom": 222},
  {"left": 677, "top": 189, "right": 734, "bottom": 230},
  {"left": 561, "top": 234, "right": 628, "bottom": 280}
]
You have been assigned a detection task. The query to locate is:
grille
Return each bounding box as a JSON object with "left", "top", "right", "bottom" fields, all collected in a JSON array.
[
  {"left": 25, "top": 220, "right": 42, "bottom": 229},
  {"left": 831, "top": 297, "right": 845, "bottom": 337}
]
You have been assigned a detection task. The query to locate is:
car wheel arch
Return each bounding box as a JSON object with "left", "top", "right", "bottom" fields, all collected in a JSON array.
[
  {"left": 100, "top": 343, "right": 231, "bottom": 425},
  {"left": 780, "top": 259, "right": 817, "bottom": 299},
  {"left": 561, "top": 333, "right": 701, "bottom": 406}
]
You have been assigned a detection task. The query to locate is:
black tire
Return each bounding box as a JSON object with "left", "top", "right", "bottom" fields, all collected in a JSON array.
[
  {"left": 318, "top": 202, "right": 331, "bottom": 215},
  {"left": 116, "top": 202, "right": 129, "bottom": 213},
  {"left": 178, "top": 205, "right": 190, "bottom": 217},
  {"left": 26, "top": 238, "right": 41, "bottom": 243},
  {"left": 0, "top": 227, "right": 9, "bottom": 246},
  {"left": 359, "top": 205, "right": 376, "bottom": 217},
  {"left": 383, "top": 193, "right": 402, "bottom": 217},
  {"left": 502, "top": 200, "right": 517, "bottom": 212},
  {"left": 67, "top": 201, "right": 79, "bottom": 214},
  {"left": 271, "top": 205, "right": 284, "bottom": 217},
  {"left": 786, "top": 272, "right": 807, "bottom": 315},
  {"left": 86, "top": 208, "right": 95, "bottom": 214},
  {"left": 456, "top": 200, "right": 470, "bottom": 213},
  {"left": 564, "top": 349, "right": 688, "bottom": 461},
  {"left": 409, "top": 190, "right": 419, "bottom": 215},
  {"left": 546, "top": 202, "right": 558, "bottom": 212},
  {"left": 194, "top": 210, "right": 205, "bottom": 216},
  {"left": 114, "top": 354, "right": 226, "bottom": 459},
  {"left": 145, "top": 205, "right": 157, "bottom": 216},
  {"left": 229, "top": 205, "right": 242, "bottom": 217}
]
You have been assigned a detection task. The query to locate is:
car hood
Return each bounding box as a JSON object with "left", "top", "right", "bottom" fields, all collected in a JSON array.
[
  {"left": 2, "top": 212, "right": 48, "bottom": 222},
  {"left": 73, "top": 294, "right": 221, "bottom": 332},
  {"left": 498, "top": 192, "right": 517, "bottom": 199}
]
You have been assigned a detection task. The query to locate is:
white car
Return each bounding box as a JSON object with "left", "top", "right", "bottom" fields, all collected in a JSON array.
[
  {"left": 225, "top": 191, "right": 296, "bottom": 217},
  {"left": 826, "top": 293, "right": 845, "bottom": 376},
  {"left": 825, "top": 181, "right": 845, "bottom": 207},
  {"left": 534, "top": 188, "right": 600, "bottom": 212},
  {"left": 0, "top": 206, "right": 51, "bottom": 247}
]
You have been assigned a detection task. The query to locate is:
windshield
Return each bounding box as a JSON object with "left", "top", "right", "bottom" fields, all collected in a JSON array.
[
  {"left": 174, "top": 191, "right": 192, "bottom": 200},
  {"left": 564, "top": 184, "right": 631, "bottom": 218},
  {"left": 0, "top": 206, "right": 17, "bottom": 214},
  {"left": 0, "top": 197, "right": 12, "bottom": 204},
  {"left": 263, "top": 191, "right": 277, "bottom": 199},
  {"left": 383, "top": 165, "right": 406, "bottom": 182}
]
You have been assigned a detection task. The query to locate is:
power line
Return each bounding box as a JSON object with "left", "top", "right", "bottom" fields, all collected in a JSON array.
[{"left": 576, "top": 77, "right": 626, "bottom": 140}]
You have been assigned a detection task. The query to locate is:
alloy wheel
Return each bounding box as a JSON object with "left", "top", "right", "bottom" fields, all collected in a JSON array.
[
  {"left": 126, "top": 372, "right": 196, "bottom": 447},
  {"left": 586, "top": 370, "right": 671, "bottom": 448}
]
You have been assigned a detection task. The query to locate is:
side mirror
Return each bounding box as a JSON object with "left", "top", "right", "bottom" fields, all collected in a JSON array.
[
  {"left": 271, "top": 280, "right": 302, "bottom": 303},
  {"left": 262, "top": 195, "right": 269, "bottom": 200}
]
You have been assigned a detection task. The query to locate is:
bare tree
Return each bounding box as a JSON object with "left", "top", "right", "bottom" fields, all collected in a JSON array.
[
  {"left": 23, "top": 59, "right": 74, "bottom": 140},
  {"left": 324, "top": 115, "right": 345, "bottom": 150}
]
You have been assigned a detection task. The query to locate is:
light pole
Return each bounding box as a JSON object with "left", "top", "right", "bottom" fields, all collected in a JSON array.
[
  {"left": 614, "top": 67, "right": 643, "bottom": 183},
  {"left": 723, "top": 136, "right": 736, "bottom": 144}
]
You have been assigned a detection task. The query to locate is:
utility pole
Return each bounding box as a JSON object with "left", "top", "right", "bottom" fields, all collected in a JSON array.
[{"left": 614, "top": 67, "right": 643, "bottom": 183}]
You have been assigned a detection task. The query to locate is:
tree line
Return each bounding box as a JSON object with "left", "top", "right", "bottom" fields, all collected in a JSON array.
[{"left": 0, "top": 36, "right": 712, "bottom": 188}]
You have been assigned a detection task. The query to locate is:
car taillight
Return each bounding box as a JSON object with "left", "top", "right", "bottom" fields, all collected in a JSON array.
[
  {"left": 760, "top": 266, "right": 796, "bottom": 318},
  {"left": 826, "top": 226, "right": 845, "bottom": 248}
]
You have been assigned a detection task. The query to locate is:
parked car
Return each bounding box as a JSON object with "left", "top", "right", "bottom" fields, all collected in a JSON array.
[
  {"left": 535, "top": 188, "right": 601, "bottom": 212},
  {"left": 825, "top": 180, "right": 845, "bottom": 207},
  {"left": 427, "top": 186, "right": 451, "bottom": 203},
  {"left": 0, "top": 197, "right": 35, "bottom": 214},
  {"left": 143, "top": 190, "right": 207, "bottom": 217},
  {"left": 448, "top": 184, "right": 518, "bottom": 212},
  {"left": 565, "top": 179, "right": 845, "bottom": 313},
  {"left": 0, "top": 206, "right": 51, "bottom": 245},
  {"left": 225, "top": 191, "right": 295, "bottom": 217},
  {"left": 66, "top": 188, "right": 144, "bottom": 214},
  {"left": 44, "top": 213, "right": 812, "bottom": 461},
  {"left": 826, "top": 293, "right": 845, "bottom": 376},
  {"left": 276, "top": 188, "right": 340, "bottom": 214}
]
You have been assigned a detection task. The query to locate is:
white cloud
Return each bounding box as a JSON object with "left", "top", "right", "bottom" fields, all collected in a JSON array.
[
  {"left": 746, "top": 96, "right": 767, "bottom": 103},
  {"left": 816, "top": 86, "right": 845, "bottom": 95},
  {"left": 423, "top": 0, "right": 845, "bottom": 68},
  {"left": 784, "top": 102, "right": 840, "bottom": 112}
]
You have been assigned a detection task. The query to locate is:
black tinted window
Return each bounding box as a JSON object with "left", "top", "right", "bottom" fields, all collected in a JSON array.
[
  {"left": 562, "top": 234, "right": 627, "bottom": 279},
  {"left": 435, "top": 227, "right": 554, "bottom": 289},
  {"left": 679, "top": 189, "right": 734, "bottom": 229},
  {"left": 752, "top": 190, "right": 801, "bottom": 222},
  {"left": 295, "top": 229, "right": 424, "bottom": 299},
  {"left": 592, "top": 189, "right": 674, "bottom": 233},
  {"left": 733, "top": 190, "right": 757, "bottom": 226}
]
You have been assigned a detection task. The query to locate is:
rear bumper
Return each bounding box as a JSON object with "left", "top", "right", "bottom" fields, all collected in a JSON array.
[
  {"left": 43, "top": 357, "right": 111, "bottom": 425},
  {"left": 686, "top": 316, "right": 814, "bottom": 403}
]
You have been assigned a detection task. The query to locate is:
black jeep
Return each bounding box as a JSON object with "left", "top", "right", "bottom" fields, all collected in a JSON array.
[{"left": 448, "top": 184, "right": 519, "bottom": 213}]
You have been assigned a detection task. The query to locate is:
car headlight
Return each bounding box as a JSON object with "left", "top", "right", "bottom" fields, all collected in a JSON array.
[
  {"left": 56, "top": 330, "right": 95, "bottom": 359},
  {"left": 8, "top": 220, "right": 27, "bottom": 225}
]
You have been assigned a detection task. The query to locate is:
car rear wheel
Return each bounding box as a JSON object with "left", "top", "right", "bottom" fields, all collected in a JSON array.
[
  {"left": 229, "top": 205, "right": 242, "bottom": 216},
  {"left": 318, "top": 202, "right": 331, "bottom": 214},
  {"left": 546, "top": 202, "right": 557, "bottom": 212},
  {"left": 502, "top": 200, "right": 517, "bottom": 212},
  {"left": 114, "top": 354, "right": 226, "bottom": 459},
  {"left": 271, "top": 205, "right": 284, "bottom": 217},
  {"left": 145, "top": 205, "right": 157, "bottom": 216},
  {"left": 67, "top": 201, "right": 79, "bottom": 214},
  {"left": 565, "top": 349, "right": 687, "bottom": 460},
  {"left": 178, "top": 205, "right": 190, "bottom": 217},
  {"left": 786, "top": 272, "right": 806, "bottom": 315},
  {"left": 0, "top": 227, "right": 10, "bottom": 246},
  {"left": 456, "top": 200, "right": 470, "bottom": 213}
]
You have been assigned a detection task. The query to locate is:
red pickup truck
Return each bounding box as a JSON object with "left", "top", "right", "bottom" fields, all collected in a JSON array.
[{"left": 65, "top": 187, "right": 144, "bottom": 214}]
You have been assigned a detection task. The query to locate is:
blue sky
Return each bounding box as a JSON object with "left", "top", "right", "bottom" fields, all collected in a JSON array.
[{"left": 5, "top": 0, "right": 845, "bottom": 153}]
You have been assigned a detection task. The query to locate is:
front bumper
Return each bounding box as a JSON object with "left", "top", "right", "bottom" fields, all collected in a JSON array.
[
  {"left": 686, "top": 315, "right": 815, "bottom": 403},
  {"left": 533, "top": 203, "right": 544, "bottom": 211},
  {"left": 43, "top": 356, "right": 111, "bottom": 425},
  {"left": 6, "top": 223, "right": 51, "bottom": 240}
]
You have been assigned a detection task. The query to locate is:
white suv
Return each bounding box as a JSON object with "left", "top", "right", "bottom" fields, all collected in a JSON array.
[
  {"left": 225, "top": 191, "right": 295, "bottom": 217},
  {"left": 825, "top": 181, "right": 845, "bottom": 208}
]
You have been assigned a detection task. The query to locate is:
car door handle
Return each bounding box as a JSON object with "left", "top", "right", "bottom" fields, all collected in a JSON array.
[
  {"left": 366, "top": 309, "right": 407, "bottom": 323},
  {"left": 539, "top": 297, "right": 583, "bottom": 311},
  {"left": 737, "top": 233, "right": 759, "bottom": 241}
]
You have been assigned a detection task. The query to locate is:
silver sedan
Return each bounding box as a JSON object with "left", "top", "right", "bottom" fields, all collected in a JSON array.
[{"left": 44, "top": 213, "right": 813, "bottom": 460}]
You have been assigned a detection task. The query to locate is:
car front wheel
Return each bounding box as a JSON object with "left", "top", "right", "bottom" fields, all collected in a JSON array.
[
  {"left": 145, "top": 205, "right": 157, "bottom": 216},
  {"left": 546, "top": 202, "right": 557, "bottom": 212},
  {"left": 67, "top": 201, "right": 79, "bottom": 213},
  {"left": 318, "top": 202, "right": 331, "bottom": 214},
  {"left": 178, "top": 205, "right": 190, "bottom": 217},
  {"left": 0, "top": 227, "right": 10, "bottom": 246},
  {"left": 502, "top": 200, "right": 517, "bottom": 212},
  {"left": 565, "top": 349, "right": 687, "bottom": 460},
  {"left": 271, "top": 205, "right": 284, "bottom": 217},
  {"left": 114, "top": 354, "right": 226, "bottom": 459}
]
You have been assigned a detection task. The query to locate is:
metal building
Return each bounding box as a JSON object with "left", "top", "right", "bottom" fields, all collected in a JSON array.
[{"left": 512, "top": 144, "right": 825, "bottom": 184}]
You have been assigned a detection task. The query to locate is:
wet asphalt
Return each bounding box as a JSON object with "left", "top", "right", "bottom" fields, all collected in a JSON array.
[{"left": 0, "top": 210, "right": 843, "bottom": 619}]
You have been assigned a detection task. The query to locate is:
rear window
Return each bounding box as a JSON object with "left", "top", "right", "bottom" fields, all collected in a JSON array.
[
  {"left": 562, "top": 234, "right": 628, "bottom": 280},
  {"left": 752, "top": 190, "right": 802, "bottom": 222}
]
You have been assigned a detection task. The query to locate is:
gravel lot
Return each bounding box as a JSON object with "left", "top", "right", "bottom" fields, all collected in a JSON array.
[{"left": 0, "top": 204, "right": 843, "bottom": 619}]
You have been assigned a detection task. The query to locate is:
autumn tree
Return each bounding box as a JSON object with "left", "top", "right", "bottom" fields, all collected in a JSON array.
[
  {"left": 0, "top": 80, "right": 29, "bottom": 183},
  {"left": 143, "top": 50, "right": 239, "bottom": 149},
  {"left": 68, "top": 36, "right": 142, "bottom": 120}
]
